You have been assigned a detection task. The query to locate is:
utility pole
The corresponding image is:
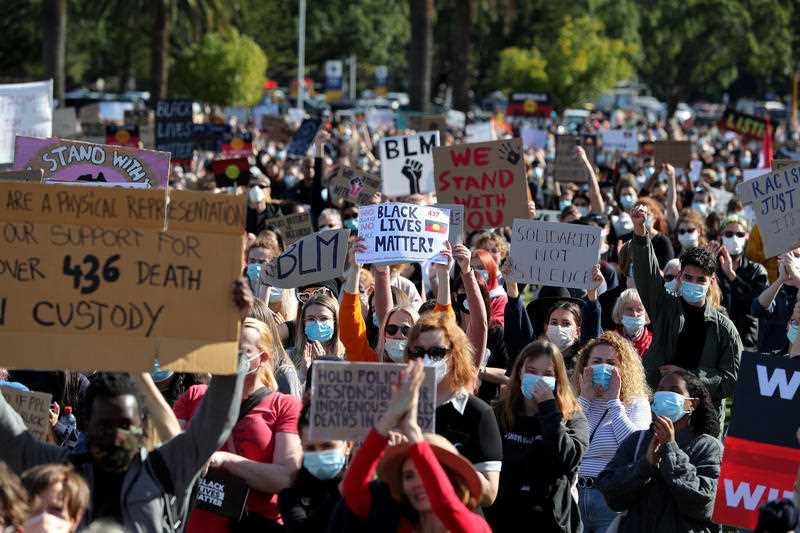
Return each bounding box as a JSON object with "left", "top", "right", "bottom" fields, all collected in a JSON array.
[
  {"left": 296, "top": 0, "right": 306, "bottom": 111},
  {"left": 349, "top": 54, "right": 357, "bottom": 102}
]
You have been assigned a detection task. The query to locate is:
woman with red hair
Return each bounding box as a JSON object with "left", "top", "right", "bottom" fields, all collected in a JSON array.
[{"left": 472, "top": 248, "right": 507, "bottom": 327}]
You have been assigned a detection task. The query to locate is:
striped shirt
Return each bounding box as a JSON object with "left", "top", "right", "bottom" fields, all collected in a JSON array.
[{"left": 577, "top": 396, "right": 652, "bottom": 478}]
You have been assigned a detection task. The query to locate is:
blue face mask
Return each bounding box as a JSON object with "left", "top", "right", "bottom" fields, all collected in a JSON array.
[
  {"left": 652, "top": 391, "right": 688, "bottom": 422},
  {"left": 321, "top": 188, "right": 329, "bottom": 201},
  {"left": 284, "top": 174, "right": 298, "bottom": 188},
  {"left": 591, "top": 364, "right": 614, "bottom": 389},
  {"left": 644, "top": 166, "right": 655, "bottom": 178},
  {"left": 664, "top": 279, "right": 677, "bottom": 293},
  {"left": 303, "top": 449, "right": 346, "bottom": 480},
  {"left": 621, "top": 314, "right": 646, "bottom": 335},
  {"left": 475, "top": 269, "right": 490, "bottom": 283},
  {"left": 691, "top": 202, "right": 708, "bottom": 216},
  {"left": 788, "top": 320, "right": 798, "bottom": 344},
  {"left": 559, "top": 199, "right": 572, "bottom": 211},
  {"left": 620, "top": 195, "right": 637, "bottom": 210},
  {"left": 533, "top": 166, "right": 544, "bottom": 179},
  {"left": 305, "top": 320, "right": 334, "bottom": 342},
  {"left": 680, "top": 280, "right": 708, "bottom": 305},
  {"left": 521, "top": 373, "right": 556, "bottom": 399},
  {"left": 343, "top": 218, "right": 358, "bottom": 230},
  {"left": 246, "top": 263, "right": 262, "bottom": 289}
]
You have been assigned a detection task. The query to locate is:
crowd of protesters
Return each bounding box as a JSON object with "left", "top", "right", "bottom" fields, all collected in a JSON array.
[{"left": 0, "top": 105, "right": 799, "bottom": 533}]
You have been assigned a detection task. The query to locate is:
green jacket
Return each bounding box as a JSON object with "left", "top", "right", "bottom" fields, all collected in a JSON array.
[{"left": 631, "top": 234, "right": 742, "bottom": 407}]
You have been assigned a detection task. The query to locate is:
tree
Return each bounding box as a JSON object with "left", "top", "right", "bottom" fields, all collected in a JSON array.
[
  {"left": 408, "top": 0, "right": 434, "bottom": 111},
  {"left": 42, "top": 0, "right": 67, "bottom": 102},
  {"left": 497, "top": 15, "right": 635, "bottom": 109},
  {"left": 170, "top": 30, "right": 267, "bottom": 107}
]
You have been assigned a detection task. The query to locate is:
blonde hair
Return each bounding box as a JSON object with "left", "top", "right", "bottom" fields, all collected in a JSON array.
[
  {"left": 294, "top": 293, "right": 344, "bottom": 361},
  {"left": 248, "top": 303, "right": 294, "bottom": 381},
  {"left": 405, "top": 312, "right": 476, "bottom": 391},
  {"left": 242, "top": 318, "right": 278, "bottom": 390},
  {"left": 475, "top": 231, "right": 510, "bottom": 260},
  {"left": 497, "top": 340, "right": 581, "bottom": 430},
  {"left": 611, "top": 288, "right": 650, "bottom": 325},
  {"left": 572, "top": 331, "right": 651, "bottom": 403}
]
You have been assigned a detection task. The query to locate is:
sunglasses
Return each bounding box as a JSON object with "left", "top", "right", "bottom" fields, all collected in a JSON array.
[
  {"left": 407, "top": 346, "right": 450, "bottom": 361},
  {"left": 723, "top": 231, "right": 746, "bottom": 239},
  {"left": 677, "top": 228, "right": 696, "bottom": 235},
  {"left": 297, "top": 287, "right": 334, "bottom": 304},
  {"left": 384, "top": 324, "right": 411, "bottom": 336}
]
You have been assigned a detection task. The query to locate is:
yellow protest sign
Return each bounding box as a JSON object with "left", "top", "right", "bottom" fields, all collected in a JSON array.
[{"left": 0, "top": 182, "right": 246, "bottom": 374}]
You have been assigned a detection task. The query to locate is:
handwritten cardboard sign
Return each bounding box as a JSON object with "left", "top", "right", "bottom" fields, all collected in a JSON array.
[
  {"left": 737, "top": 162, "right": 800, "bottom": 257},
  {"left": 408, "top": 114, "right": 448, "bottom": 135},
  {"left": 262, "top": 212, "right": 314, "bottom": 245},
  {"left": 13, "top": 136, "right": 170, "bottom": 189},
  {"left": 308, "top": 361, "right": 436, "bottom": 442},
  {"left": 327, "top": 167, "right": 381, "bottom": 205},
  {"left": 379, "top": 131, "right": 440, "bottom": 196},
  {"left": 260, "top": 229, "right": 348, "bottom": 289},
  {"left": 654, "top": 140, "right": 692, "bottom": 170},
  {"left": 0, "top": 387, "right": 52, "bottom": 441},
  {"left": 553, "top": 135, "right": 596, "bottom": 182},
  {"left": 0, "top": 80, "right": 53, "bottom": 164},
  {"left": 434, "top": 138, "right": 528, "bottom": 231},
  {"left": 52, "top": 107, "right": 82, "bottom": 139},
  {"left": 0, "top": 182, "right": 246, "bottom": 374},
  {"left": 287, "top": 118, "right": 321, "bottom": 158},
  {"left": 356, "top": 203, "right": 450, "bottom": 264},
  {"left": 434, "top": 203, "right": 465, "bottom": 245},
  {"left": 598, "top": 128, "right": 638, "bottom": 153},
  {"left": 0, "top": 170, "right": 44, "bottom": 183},
  {"left": 155, "top": 100, "right": 194, "bottom": 163},
  {"left": 508, "top": 219, "right": 601, "bottom": 290},
  {"left": 465, "top": 122, "right": 496, "bottom": 143}
]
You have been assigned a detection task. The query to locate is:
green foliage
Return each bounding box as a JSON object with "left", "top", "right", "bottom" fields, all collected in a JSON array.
[
  {"left": 170, "top": 30, "right": 267, "bottom": 106},
  {"left": 497, "top": 15, "right": 636, "bottom": 109}
]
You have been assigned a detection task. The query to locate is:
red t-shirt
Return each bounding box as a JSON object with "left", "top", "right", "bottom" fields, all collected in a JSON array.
[{"left": 174, "top": 385, "right": 301, "bottom": 531}]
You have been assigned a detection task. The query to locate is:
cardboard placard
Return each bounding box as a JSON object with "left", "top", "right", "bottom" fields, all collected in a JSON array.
[
  {"left": 260, "top": 116, "right": 292, "bottom": 143},
  {"left": 356, "top": 203, "right": 449, "bottom": 265},
  {"left": 52, "top": 107, "right": 82, "bottom": 139},
  {"left": 712, "top": 353, "right": 800, "bottom": 529},
  {"left": 0, "top": 182, "right": 245, "bottom": 374},
  {"left": 379, "top": 131, "right": 440, "bottom": 196},
  {"left": 434, "top": 139, "right": 529, "bottom": 231},
  {"left": 408, "top": 114, "right": 448, "bottom": 135},
  {"left": 13, "top": 136, "right": 170, "bottom": 189},
  {"left": 155, "top": 100, "right": 194, "bottom": 163},
  {"left": 105, "top": 124, "right": 141, "bottom": 148},
  {"left": 553, "top": 135, "right": 596, "bottom": 182},
  {"left": 0, "top": 170, "right": 44, "bottom": 183},
  {"left": 508, "top": 219, "right": 602, "bottom": 290},
  {"left": 598, "top": 128, "right": 638, "bottom": 153},
  {"left": 465, "top": 122, "right": 496, "bottom": 143},
  {"left": 434, "top": 203, "right": 465, "bottom": 245},
  {"left": 308, "top": 361, "right": 436, "bottom": 442},
  {"left": 520, "top": 126, "right": 548, "bottom": 150},
  {"left": 262, "top": 212, "right": 314, "bottom": 245},
  {"left": 287, "top": 118, "right": 321, "bottom": 158},
  {"left": 737, "top": 163, "right": 800, "bottom": 257},
  {"left": 0, "top": 80, "right": 53, "bottom": 164},
  {"left": 327, "top": 167, "right": 381, "bottom": 205},
  {"left": 260, "top": 229, "right": 348, "bottom": 289},
  {"left": 654, "top": 140, "right": 692, "bottom": 170},
  {"left": 0, "top": 387, "right": 52, "bottom": 441},
  {"left": 718, "top": 109, "right": 769, "bottom": 139},
  {"left": 211, "top": 158, "right": 251, "bottom": 187},
  {"left": 365, "top": 108, "right": 395, "bottom": 132}
]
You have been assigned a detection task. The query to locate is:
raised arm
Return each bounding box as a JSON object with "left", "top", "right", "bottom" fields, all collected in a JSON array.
[
  {"left": 578, "top": 146, "right": 605, "bottom": 215},
  {"left": 454, "top": 244, "right": 487, "bottom": 366},
  {"left": 664, "top": 164, "right": 680, "bottom": 229},
  {"left": 372, "top": 264, "right": 393, "bottom": 325},
  {"left": 339, "top": 237, "right": 379, "bottom": 362},
  {"left": 630, "top": 205, "right": 668, "bottom": 320},
  {"left": 310, "top": 130, "right": 329, "bottom": 227},
  {"left": 132, "top": 373, "right": 181, "bottom": 443},
  {"left": 0, "top": 389, "right": 68, "bottom": 474}
]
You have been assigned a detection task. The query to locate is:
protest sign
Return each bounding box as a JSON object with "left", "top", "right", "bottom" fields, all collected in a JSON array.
[
  {"left": 105, "top": 124, "right": 140, "bottom": 148},
  {"left": 324, "top": 60, "right": 344, "bottom": 103},
  {"left": 446, "top": 110, "right": 466, "bottom": 131},
  {"left": 222, "top": 131, "right": 253, "bottom": 157},
  {"left": 287, "top": 118, "right": 321, "bottom": 158},
  {"left": 260, "top": 116, "right": 292, "bottom": 143},
  {"left": 709, "top": 186, "right": 734, "bottom": 214},
  {"left": 262, "top": 212, "right": 314, "bottom": 245},
  {"left": 52, "top": 107, "right": 81, "bottom": 139},
  {"left": 191, "top": 123, "right": 230, "bottom": 152},
  {"left": 13, "top": 136, "right": 170, "bottom": 189},
  {"left": 465, "top": 122, "right": 496, "bottom": 143},
  {"left": 520, "top": 126, "right": 548, "bottom": 150},
  {"left": 0, "top": 387, "right": 52, "bottom": 441},
  {"left": 553, "top": 135, "right": 596, "bottom": 183},
  {"left": 434, "top": 203, "right": 465, "bottom": 245},
  {"left": 718, "top": 109, "right": 769, "bottom": 139},
  {"left": 434, "top": 138, "right": 528, "bottom": 231},
  {"left": 508, "top": 219, "right": 602, "bottom": 290},
  {"left": 155, "top": 100, "right": 194, "bottom": 164},
  {"left": 124, "top": 109, "right": 154, "bottom": 127},
  {"left": 654, "top": 140, "right": 692, "bottom": 170},
  {"left": 0, "top": 182, "right": 246, "bottom": 374},
  {"left": 712, "top": 353, "right": 800, "bottom": 529},
  {"left": 0, "top": 80, "right": 53, "bottom": 164},
  {"left": 211, "top": 158, "right": 251, "bottom": 188},
  {"left": 223, "top": 107, "right": 249, "bottom": 126},
  {"left": 598, "top": 128, "right": 638, "bottom": 153},
  {"left": 99, "top": 102, "right": 134, "bottom": 122},
  {"left": 308, "top": 361, "right": 436, "bottom": 442},
  {"left": 0, "top": 170, "right": 44, "bottom": 183},
  {"left": 260, "top": 229, "right": 348, "bottom": 289},
  {"left": 380, "top": 131, "right": 440, "bottom": 196},
  {"left": 356, "top": 203, "right": 450, "bottom": 264},
  {"left": 327, "top": 167, "right": 381, "bottom": 205},
  {"left": 736, "top": 162, "right": 800, "bottom": 257},
  {"left": 506, "top": 92, "right": 552, "bottom": 117},
  {"left": 408, "top": 114, "right": 448, "bottom": 135},
  {"left": 365, "top": 108, "right": 395, "bottom": 131}
]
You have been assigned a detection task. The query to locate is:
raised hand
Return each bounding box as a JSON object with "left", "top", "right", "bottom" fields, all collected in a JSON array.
[
  {"left": 653, "top": 415, "right": 675, "bottom": 443},
  {"left": 600, "top": 366, "right": 622, "bottom": 400},
  {"left": 401, "top": 159, "right": 424, "bottom": 194},
  {"left": 631, "top": 204, "right": 650, "bottom": 237},
  {"left": 579, "top": 365, "right": 596, "bottom": 400},
  {"left": 532, "top": 379, "right": 555, "bottom": 403},
  {"left": 377, "top": 360, "right": 424, "bottom": 437},
  {"left": 452, "top": 243, "right": 472, "bottom": 273},
  {"left": 431, "top": 241, "right": 454, "bottom": 274},
  {"left": 232, "top": 277, "right": 254, "bottom": 320}
]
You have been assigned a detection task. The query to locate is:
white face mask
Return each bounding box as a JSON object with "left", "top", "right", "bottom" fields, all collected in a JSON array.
[
  {"left": 546, "top": 324, "right": 576, "bottom": 350},
  {"left": 722, "top": 235, "right": 746, "bottom": 256},
  {"left": 24, "top": 513, "right": 72, "bottom": 533},
  {"left": 248, "top": 186, "right": 266, "bottom": 206},
  {"left": 242, "top": 351, "right": 261, "bottom": 375},
  {"left": 677, "top": 231, "right": 699, "bottom": 248},
  {"left": 384, "top": 339, "right": 407, "bottom": 363}
]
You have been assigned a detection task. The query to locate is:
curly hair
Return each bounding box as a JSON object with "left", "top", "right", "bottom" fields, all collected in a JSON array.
[
  {"left": 679, "top": 245, "right": 718, "bottom": 276},
  {"left": 85, "top": 373, "right": 146, "bottom": 424},
  {"left": 405, "top": 312, "right": 476, "bottom": 391},
  {"left": 0, "top": 462, "right": 28, "bottom": 529},
  {"left": 474, "top": 231, "right": 510, "bottom": 261},
  {"left": 572, "top": 331, "right": 651, "bottom": 403},
  {"left": 669, "top": 370, "right": 719, "bottom": 437}
]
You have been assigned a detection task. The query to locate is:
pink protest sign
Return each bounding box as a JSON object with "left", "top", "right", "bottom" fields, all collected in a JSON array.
[{"left": 13, "top": 135, "right": 171, "bottom": 189}]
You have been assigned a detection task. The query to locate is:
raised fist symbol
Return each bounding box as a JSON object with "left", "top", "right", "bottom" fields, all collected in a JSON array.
[
  {"left": 498, "top": 142, "right": 521, "bottom": 165},
  {"left": 401, "top": 158, "right": 424, "bottom": 194}
]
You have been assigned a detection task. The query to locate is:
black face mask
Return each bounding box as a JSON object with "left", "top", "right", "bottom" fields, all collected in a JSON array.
[{"left": 89, "top": 426, "right": 144, "bottom": 473}]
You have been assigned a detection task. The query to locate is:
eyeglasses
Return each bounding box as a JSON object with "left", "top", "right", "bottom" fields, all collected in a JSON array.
[
  {"left": 297, "top": 287, "right": 334, "bottom": 304},
  {"left": 723, "top": 231, "right": 746, "bottom": 239},
  {"left": 407, "top": 346, "right": 450, "bottom": 361},
  {"left": 677, "top": 228, "right": 696, "bottom": 235},
  {"left": 384, "top": 324, "right": 412, "bottom": 336}
]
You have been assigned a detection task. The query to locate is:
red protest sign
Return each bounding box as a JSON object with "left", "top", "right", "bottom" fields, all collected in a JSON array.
[{"left": 433, "top": 139, "right": 528, "bottom": 231}]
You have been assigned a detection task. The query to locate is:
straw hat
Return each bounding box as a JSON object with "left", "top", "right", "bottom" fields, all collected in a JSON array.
[{"left": 377, "top": 433, "right": 483, "bottom": 510}]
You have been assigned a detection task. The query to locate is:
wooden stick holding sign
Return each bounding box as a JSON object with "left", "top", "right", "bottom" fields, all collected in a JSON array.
[
  {"left": 1, "top": 387, "right": 52, "bottom": 441},
  {"left": 259, "top": 229, "right": 349, "bottom": 289}
]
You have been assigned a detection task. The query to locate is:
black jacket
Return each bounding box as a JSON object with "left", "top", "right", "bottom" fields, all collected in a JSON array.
[
  {"left": 717, "top": 255, "right": 768, "bottom": 349},
  {"left": 278, "top": 468, "right": 342, "bottom": 533}
]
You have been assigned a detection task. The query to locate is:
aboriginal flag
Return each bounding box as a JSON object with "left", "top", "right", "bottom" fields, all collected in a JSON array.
[{"left": 425, "top": 220, "right": 448, "bottom": 234}]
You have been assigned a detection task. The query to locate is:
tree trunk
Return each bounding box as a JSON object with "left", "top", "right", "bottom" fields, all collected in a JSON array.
[
  {"left": 42, "top": 0, "right": 67, "bottom": 103},
  {"left": 150, "top": 0, "right": 170, "bottom": 108},
  {"left": 409, "top": 0, "right": 434, "bottom": 113},
  {"left": 451, "top": 0, "right": 474, "bottom": 113}
]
